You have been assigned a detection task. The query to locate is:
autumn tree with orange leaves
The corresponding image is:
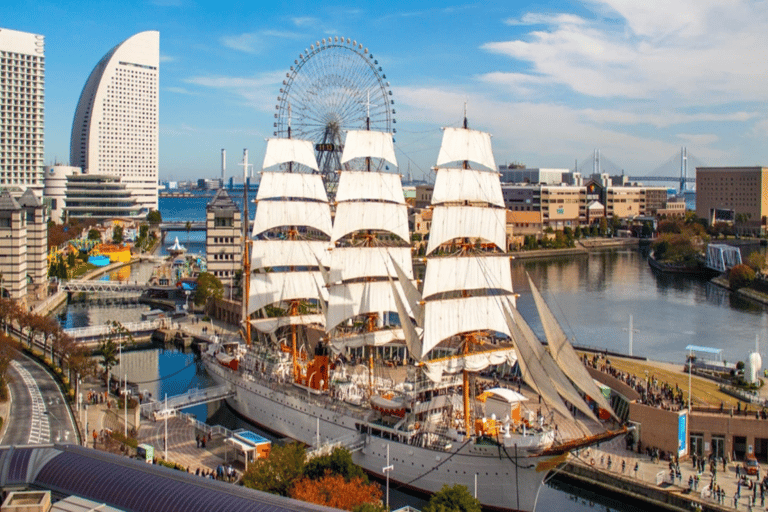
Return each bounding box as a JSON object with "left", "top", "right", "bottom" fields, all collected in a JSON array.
[{"left": 289, "top": 472, "right": 382, "bottom": 511}]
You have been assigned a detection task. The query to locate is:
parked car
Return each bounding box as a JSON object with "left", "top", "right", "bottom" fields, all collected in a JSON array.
[{"left": 744, "top": 453, "right": 760, "bottom": 475}]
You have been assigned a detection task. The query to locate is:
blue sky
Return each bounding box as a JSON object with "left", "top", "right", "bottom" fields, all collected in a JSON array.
[{"left": 4, "top": 0, "right": 768, "bottom": 181}]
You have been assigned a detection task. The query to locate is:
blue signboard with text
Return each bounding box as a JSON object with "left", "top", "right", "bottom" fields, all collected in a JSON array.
[{"left": 678, "top": 412, "right": 687, "bottom": 456}]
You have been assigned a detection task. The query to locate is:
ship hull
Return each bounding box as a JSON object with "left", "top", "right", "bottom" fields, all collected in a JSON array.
[{"left": 204, "top": 355, "right": 554, "bottom": 512}]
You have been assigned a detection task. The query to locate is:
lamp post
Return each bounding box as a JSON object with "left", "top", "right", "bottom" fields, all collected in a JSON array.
[
  {"left": 644, "top": 370, "right": 649, "bottom": 403},
  {"left": 688, "top": 347, "right": 692, "bottom": 415},
  {"left": 383, "top": 444, "right": 394, "bottom": 511}
]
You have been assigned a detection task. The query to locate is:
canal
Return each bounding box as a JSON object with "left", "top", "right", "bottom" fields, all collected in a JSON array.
[{"left": 56, "top": 246, "right": 768, "bottom": 511}]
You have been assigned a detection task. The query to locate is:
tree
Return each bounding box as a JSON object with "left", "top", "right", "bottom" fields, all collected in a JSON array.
[
  {"left": 146, "top": 210, "right": 162, "bottom": 225},
  {"left": 729, "top": 264, "right": 756, "bottom": 290},
  {"left": 289, "top": 473, "right": 382, "bottom": 511},
  {"left": 574, "top": 225, "right": 582, "bottom": 239},
  {"left": 746, "top": 252, "right": 766, "bottom": 273},
  {"left": 98, "top": 320, "right": 133, "bottom": 387},
  {"left": 0, "top": 333, "right": 17, "bottom": 400},
  {"left": 423, "top": 484, "right": 481, "bottom": 512},
  {"left": 112, "top": 225, "right": 124, "bottom": 244},
  {"left": 641, "top": 222, "right": 653, "bottom": 238},
  {"left": 242, "top": 442, "right": 307, "bottom": 496},
  {"left": 0, "top": 298, "right": 20, "bottom": 334},
  {"left": 185, "top": 221, "right": 192, "bottom": 247},
  {"left": 194, "top": 272, "right": 223, "bottom": 306},
  {"left": 87, "top": 228, "right": 101, "bottom": 241},
  {"left": 303, "top": 448, "right": 367, "bottom": 482},
  {"left": 39, "top": 315, "right": 61, "bottom": 362},
  {"left": 599, "top": 217, "right": 608, "bottom": 237}
]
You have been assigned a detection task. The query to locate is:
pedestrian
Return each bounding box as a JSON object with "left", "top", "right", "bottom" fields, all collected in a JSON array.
[
  {"left": 201, "top": 436, "right": 206, "bottom": 449},
  {"left": 196, "top": 434, "right": 200, "bottom": 448},
  {"left": 195, "top": 467, "right": 200, "bottom": 476},
  {"left": 694, "top": 474, "right": 699, "bottom": 491},
  {"left": 607, "top": 456, "right": 612, "bottom": 470},
  {"left": 634, "top": 461, "right": 639, "bottom": 478},
  {"left": 688, "top": 475, "right": 693, "bottom": 490},
  {"left": 621, "top": 459, "right": 626, "bottom": 473}
]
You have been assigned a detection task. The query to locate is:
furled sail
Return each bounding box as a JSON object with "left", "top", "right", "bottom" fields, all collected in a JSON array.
[
  {"left": 251, "top": 240, "right": 330, "bottom": 269},
  {"left": 340, "top": 131, "right": 398, "bottom": 168},
  {"left": 527, "top": 274, "right": 617, "bottom": 418},
  {"left": 432, "top": 167, "right": 504, "bottom": 207},
  {"left": 423, "top": 348, "right": 516, "bottom": 383},
  {"left": 257, "top": 171, "right": 327, "bottom": 202},
  {"left": 252, "top": 200, "right": 333, "bottom": 238},
  {"left": 334, "top": 171, "right": 406, "bottom": 204},
  {"left": 329, "top": 328, "right": 406, "bottom": 353},
  {"left": 422, "top": 296, "right": 512, "bottom": 359},
  {"left": 249, "top": 272, "right": 327, "bottom": 314},
  {"left": 331, "top": 201, "right": 409, "bottom": 243},
  {"left": 262, "top": 138, "right": 320, "bottom": 172},
  {"left": 436, "top": 127, "right": 497, "bottom": 170},
  {"left": 422, "top": 255, "right": 513, "bottom": 298},
  {"left": 503, "top": 299, "right": 599, "bottom": 423},
  {"left": 425, "top": 206, "right": 506, "bottom": 255},
  {"left": 250, "top": 315, "right": 325, "bottom": 334},
  {"left": 328, "top": 246, "right": 413, "bottom": 284}
]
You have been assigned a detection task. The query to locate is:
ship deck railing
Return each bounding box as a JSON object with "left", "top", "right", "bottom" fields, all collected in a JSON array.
[{"left": 307, "top": 432, "right": 367, "bottom": 458}]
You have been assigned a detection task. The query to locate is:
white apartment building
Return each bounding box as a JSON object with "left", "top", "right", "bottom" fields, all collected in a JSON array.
[
  {"left": 70, "top": 31, "right": 159, "bottom": 213},
  {"left": 0, "top": 28, "right": 45, "bottom": 193}
]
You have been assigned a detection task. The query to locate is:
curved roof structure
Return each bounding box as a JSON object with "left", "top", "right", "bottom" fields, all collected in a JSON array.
[
  {"left": 70, "top": 31, "right": 159, "bottom": 212},
  {"left": 0, "top": 444, "right": 340, "bottom": 512}
]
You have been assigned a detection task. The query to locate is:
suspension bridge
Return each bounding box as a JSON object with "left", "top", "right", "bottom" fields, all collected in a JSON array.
[{"left": 576, "top": 148, "right": 707, "bottom": 192}]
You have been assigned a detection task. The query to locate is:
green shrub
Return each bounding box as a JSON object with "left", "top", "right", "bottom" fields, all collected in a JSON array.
[{"left": 729, "top": 264, "right": 756, "bottom": 289}]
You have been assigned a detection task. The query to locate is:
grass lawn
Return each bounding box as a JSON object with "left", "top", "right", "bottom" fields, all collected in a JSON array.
[
  {"left": 602, "top": 356, "right": 745, "bottom": 409},
  {"left": 70, "top": 262, "right": 98, "bottom": 278}
]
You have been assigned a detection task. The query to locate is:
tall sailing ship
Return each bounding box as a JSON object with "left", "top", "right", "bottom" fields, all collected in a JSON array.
[{"left": 203, "top": 117, "right": 623, "bottom": 512}]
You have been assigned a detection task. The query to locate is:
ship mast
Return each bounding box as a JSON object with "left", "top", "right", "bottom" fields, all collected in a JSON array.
[{"left": 241, "top": 149, "right": 251, "bottom": 345}]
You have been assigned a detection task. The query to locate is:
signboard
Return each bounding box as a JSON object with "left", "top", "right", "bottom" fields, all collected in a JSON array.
[{"left": 678, "top": 412, "right": 687, "bottom": 456}]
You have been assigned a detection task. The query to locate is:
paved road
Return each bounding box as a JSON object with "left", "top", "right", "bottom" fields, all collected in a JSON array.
[{"left": 2, "top": 352, "right": 78, "bottom": 446}]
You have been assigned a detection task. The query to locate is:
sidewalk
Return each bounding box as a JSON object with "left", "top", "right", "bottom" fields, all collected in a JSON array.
[{"left": 571, "top": 435, "right": 766, "bottom": 511}]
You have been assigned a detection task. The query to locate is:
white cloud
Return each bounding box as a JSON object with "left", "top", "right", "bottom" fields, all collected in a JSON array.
[
  {"left": 184, "top": 72, "right": 284, "bottom": 112},
  {"left": 160, "top": 54, "right": 175, "bottom": 63},
  {"left": 483, "top": 1, "right": 768, "bottom": 104},
  {"left": 220, "top": 29, "right": 304, "bottom": 53},
  {"left": 675, "top": 133, "right": 719, "bottom": 146},
  {"left": 394, "top": 85, "right": 732, "bottom": 174},
  {"left": 165, "top": 86, "right": 196, "bottom": 95}
]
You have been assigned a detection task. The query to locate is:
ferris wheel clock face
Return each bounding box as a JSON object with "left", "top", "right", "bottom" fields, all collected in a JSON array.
[{"left": 274, "top": 37, "right": 395, "bottom": 186}]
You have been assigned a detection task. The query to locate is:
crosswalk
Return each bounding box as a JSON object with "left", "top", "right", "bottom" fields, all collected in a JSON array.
[{"left": 11, "top": 361, "right": 50, "bottom": 444}]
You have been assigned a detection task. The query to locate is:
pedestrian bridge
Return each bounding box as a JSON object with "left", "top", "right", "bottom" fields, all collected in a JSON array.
[
  {"left": 64, "top": 319, "right": 166, "bottom": 347},
  {"left": 61, "top": 279, "right": 151, "bottom": 293},
  {"left": 705, "top": 244, "right": 743, "bottom": 273},
  {"left": 140, "top": 384, "right": 235, "bottom": 419}
]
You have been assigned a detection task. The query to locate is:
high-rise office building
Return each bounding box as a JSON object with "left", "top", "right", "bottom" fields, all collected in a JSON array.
[
  {"left": 0, "top": 28, "right": 45, "bottom": 193},
  {"left": 70, "top": 31, "right": 159, "bottom": 213}
]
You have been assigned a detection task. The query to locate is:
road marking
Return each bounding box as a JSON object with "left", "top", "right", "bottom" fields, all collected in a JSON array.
[{"left": 10, "top": 361, "right": 50, "bottom": 444}]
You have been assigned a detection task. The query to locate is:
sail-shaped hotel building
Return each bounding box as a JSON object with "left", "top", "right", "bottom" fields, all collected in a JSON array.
[{"left": 70, "top": 31, "right": 159, "bottom": 213}]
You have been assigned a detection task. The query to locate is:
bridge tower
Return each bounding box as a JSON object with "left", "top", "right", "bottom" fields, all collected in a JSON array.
[{"left": 680, "top": 147, "right": 688, "bottom": 193}]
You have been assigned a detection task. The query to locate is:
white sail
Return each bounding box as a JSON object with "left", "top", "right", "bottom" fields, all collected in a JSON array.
[
  {"left": 251, "top": 240, "right": 330, "bottom": 270},
  {"left": 329, "top": 246, "right": 413, "bottom": 284},
  {"left": 248, "top": 271, "right": 327, "bottom": 314},
  {"left": 335, "top": 171, "right": 405, "bottom": 205},
  {"left": 425, "top": 205, "right": 506, "bottom": 255},
  {"left": 327, "top": 280, "right": 415, "bottom": 331},
  {"left": 252, "top": 200, "right": 332, "bottom": 238},
  {"left": 329, "top": 328, "right": 405, "bottom": 353},
  {"left": 261, "top": 138, "right": 319, "bottom": 172},
  {"left": 422, "top": 296, "right": 512, "bottom": 359},
  {"left": 503, "top": 299, "right": 598, "bottom": 423},
  {"left": 527, "top": 275, "right": 617, "bottom": 418},
  {"left": 331, "top": 201, "right": 409, "bottom": 243},
  {"left": 423, "top": 348, "right": 516, "bottom": 383},
  {"left": 340, "top": 130, "right": 398, "bottom": 168},
  {"left": 390, "top": 278, "right": 423, "bottom": 359},
  {"left": 422, "top": 255, "right": 513, "bottom": 298},
  {"left": 250, "top": 315, "right": 325, "bottom": 334},
  {"left": 436, "top": 127, "right": 497, "bottom": 170},
  {"left": 257, "top": 171, "right": 327, "bottom": 202},
  {"left": 390, "top": 255, "right": 424, "bottom": 327},
  {"left": 432, "top": 167, "right": 504, "bottom": 207}
]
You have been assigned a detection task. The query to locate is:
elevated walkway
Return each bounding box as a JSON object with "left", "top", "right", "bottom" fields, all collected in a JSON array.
[
  {"left": 140, "top": 384, "right": 235, "bottom": 419},
  {"left": 64, "top": 319, "right": 166, "bottom": 347},
  {"left": 61, "top": 279, "right": 151, "bottom": 293}
]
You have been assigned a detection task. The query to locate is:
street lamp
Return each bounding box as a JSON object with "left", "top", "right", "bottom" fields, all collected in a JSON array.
[{"left": 383, "top": 444, "right": 394, "bottom": 510}]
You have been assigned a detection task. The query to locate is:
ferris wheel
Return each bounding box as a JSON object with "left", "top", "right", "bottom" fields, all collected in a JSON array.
[{"left": 274, "top": 37, "right": 396, "bottom": 187}]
